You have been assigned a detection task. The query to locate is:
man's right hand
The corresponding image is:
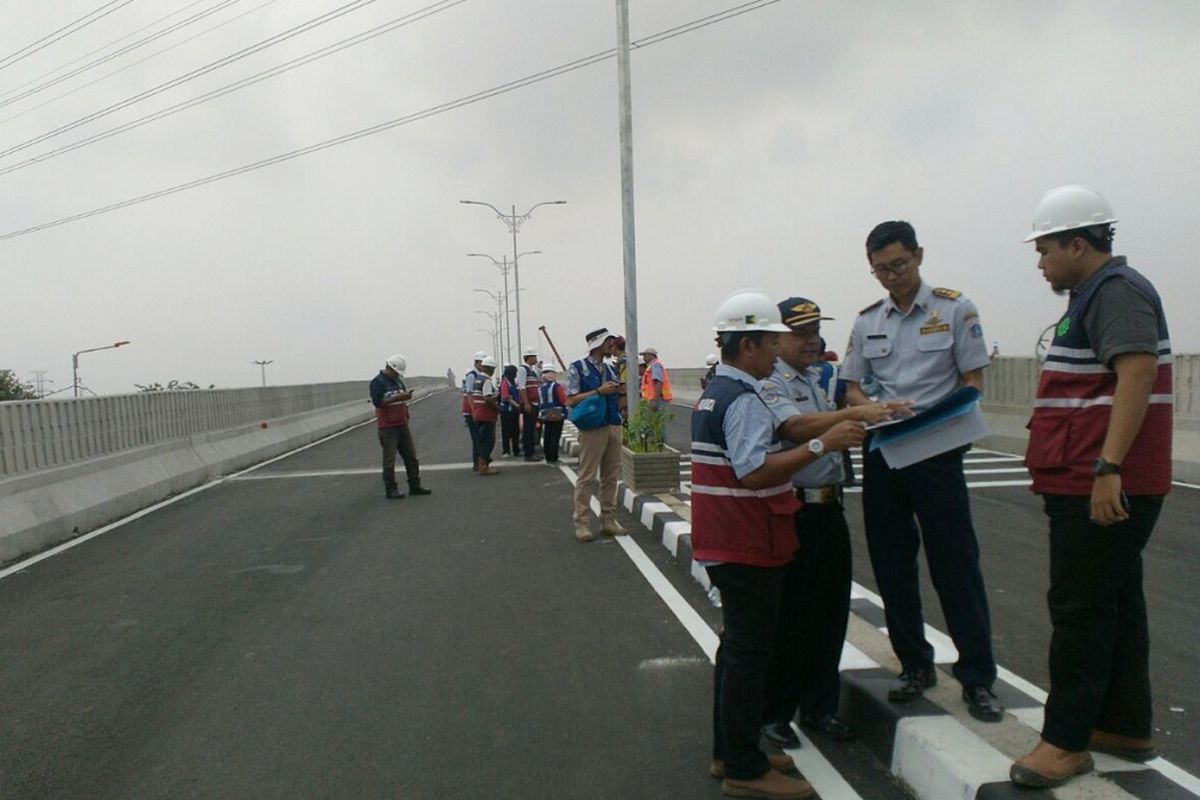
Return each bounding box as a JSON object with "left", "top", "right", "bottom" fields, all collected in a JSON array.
[
  {"left": 597, "top": 381, "right": 620, "bottom": 396},
  {"left": 851, "top": 402, "right": 906, "bottom": 425},
  {"left": 820, "top": 420, "right": 867, "bottom": 451}
]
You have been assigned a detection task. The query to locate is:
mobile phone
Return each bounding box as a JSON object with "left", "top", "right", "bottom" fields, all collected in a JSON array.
[{"left": 1120, "top": 491, "right": 1132, "bottom": 514}]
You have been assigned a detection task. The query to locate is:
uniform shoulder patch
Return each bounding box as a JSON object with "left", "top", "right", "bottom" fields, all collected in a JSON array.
[
  {"left": 932, "top": 287, "right": 962, "bottom": 300},
  {"left": 858, "top": 299, "right": 884, "bottom": 315}
]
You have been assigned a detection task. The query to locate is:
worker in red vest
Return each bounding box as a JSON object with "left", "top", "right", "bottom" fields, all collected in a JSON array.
[
  {"left": 1011, "top": 186, "right": 1173, "bottom": 788},
  {"left": 369, "top": 354, "right": 432, "bottom": 499},
  {"left": 470, "top": 356, "right": 500, "bottom": 476},
  {"left": 516, "top": 348, "right": 544, "bottom": 462}
]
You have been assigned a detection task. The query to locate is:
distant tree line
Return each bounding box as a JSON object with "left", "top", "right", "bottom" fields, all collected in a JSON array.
[{"left": 0, "top": 369, "right": 37, "bottom": 401}]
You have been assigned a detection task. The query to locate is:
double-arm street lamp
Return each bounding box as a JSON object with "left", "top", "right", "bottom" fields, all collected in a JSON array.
[
  {"left": 469, "top": 251, "right": 539, "bottom": 362},
  {"left": 461, "top": 200, "right": 565, "bottom": 356},
  {"left": 72, "top": 340, "right": 130, "bottom": 398},
  {"left": 475, "top": 310, "right": 501, "bottom": 365},
  {"left": 252, "top": 359, "right": 273, "bottom": 387}
]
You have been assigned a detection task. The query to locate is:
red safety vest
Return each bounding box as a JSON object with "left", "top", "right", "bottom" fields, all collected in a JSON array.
[
  {"left": 690, "top": 375, "right": 801, "bottom": 567},
  {"left": 521, "top": 363, "right": 541, "bottom": 407},
  {"left": 1026, "top": 263, "right": 1173, "bottom": 495},
  {"left": 470, "top": 372, "right": 499, "bottom": 423}
]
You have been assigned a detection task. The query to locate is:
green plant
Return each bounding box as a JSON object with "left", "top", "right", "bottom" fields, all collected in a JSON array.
[{"left": 623, "top": 400, "right": 673, "bottom": 453}]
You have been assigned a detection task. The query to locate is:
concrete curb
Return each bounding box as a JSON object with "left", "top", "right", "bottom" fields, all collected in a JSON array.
[
  {"left": 566, "top": 415, "right": 1199, "bottom": 800},
  {"left": 0, "top": 388, "right": 448, "bottom": 565}
]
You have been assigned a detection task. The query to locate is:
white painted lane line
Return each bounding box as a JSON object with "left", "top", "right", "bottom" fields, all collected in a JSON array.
[
  {"left": 229, "top": 460, "right": 551, "bottom": 480},
  {"left": 784, "top": 727, "right": 867, "bottom": 800}
]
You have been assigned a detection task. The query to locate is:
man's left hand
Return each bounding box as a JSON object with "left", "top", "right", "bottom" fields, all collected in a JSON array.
[{"left": 1090, "top": 474, "right": 1129, "bottom": 526}]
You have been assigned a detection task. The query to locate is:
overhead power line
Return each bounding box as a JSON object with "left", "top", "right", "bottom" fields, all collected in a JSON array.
[
  {"left": 0, "top": 0, "right": 135, "bottom": 73},
  {"left": 0, "top": 0, "right": 781, "bottom": 242},
  {"left": 0, "top": 0, "right": 468, "bottom": 177},
  {"left": 0, "top": 0, "right": 285, "bottom": 128},
  {"left": 0, "top": 0, "right": 245, "bottom": 112},
  {"left": 0, "top": 0, "right": 382, "bottom": 161}
]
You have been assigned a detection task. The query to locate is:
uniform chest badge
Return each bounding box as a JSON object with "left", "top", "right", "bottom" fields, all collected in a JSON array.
[
  {"left": 1056, "top": 317, "right": 1071, "bottom": 337},
  {"left": 925, "top": 309, "right": 942, "bottom": 326}
]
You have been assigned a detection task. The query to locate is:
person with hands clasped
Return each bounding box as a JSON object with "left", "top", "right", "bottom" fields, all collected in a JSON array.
[
  {"left": 470, "top": 356, "right": 501, "bottom": 476},
  {"left": 758, "top": 297, "right": 906, "bottom": 750},
  {"left": 840, "top": 220, "right": 1003, "bottom": 723},
  {"left": 1010, "top": 187, "right": 1173, "bottom": 789},
  {"left": 693, "top": 290, "right": 867, "bottom": 800}
]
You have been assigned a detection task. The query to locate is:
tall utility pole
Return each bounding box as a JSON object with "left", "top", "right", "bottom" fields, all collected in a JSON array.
[
  {"left": 615, "top": 0, "right": 640, "bottom": 418},
  {"left": 252, "top": 359, "right": 273, "bottom": 387},
  {"left": 461, "top": 200, "right": 565, "bottom": 357},
  {"left": 30, "top": 370, "right": 52, "bottom": 399},
  {"left": 72, "top": 340, "right": 130, "bottom": 398}
]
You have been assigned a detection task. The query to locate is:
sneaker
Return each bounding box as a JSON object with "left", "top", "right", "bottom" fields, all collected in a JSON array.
[
  {"left": 710, "top": 754, "right": 797, "bottom": 779},
  {"left": 575, "top": 524, "right": 594, "bottom": 542},
  {"left": 601, "top": 516, "right": 627, "bottom": 536},
  {"left": 722, "top": 769, "right": 813, "bottom": 799},
  {"left": 385, "top": 486, "right": 405, "bottom": 500},
  {"left": 888, "top": 668, "right": 936, "bottom": 702},
  {"left": 762, "top": 722, "right": 800, "bottom": 749},
  {"left": 479, "top": 464, "right": 498, "bottom": 476}
]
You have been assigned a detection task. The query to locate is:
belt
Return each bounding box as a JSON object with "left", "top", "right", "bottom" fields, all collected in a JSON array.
[{"left": 795, "top": 485, "right": 842, "bottom": 505}]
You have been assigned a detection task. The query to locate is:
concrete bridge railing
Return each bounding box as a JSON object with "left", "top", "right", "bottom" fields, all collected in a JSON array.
[{"left": 0, "top": 378, "right": 451, "bottom": 564}]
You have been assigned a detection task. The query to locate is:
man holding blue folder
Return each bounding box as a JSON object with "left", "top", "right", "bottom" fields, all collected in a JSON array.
[{"left": 841, "top": 220, "right": 1003, "bottom": 722}]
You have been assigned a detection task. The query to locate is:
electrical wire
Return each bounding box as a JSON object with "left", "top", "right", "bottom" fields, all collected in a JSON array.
[
  {"left": 0, "top": 0, "right": 468, "bottom": 176},
  {"left": 0, "top": 0, "right": 285, "bottom": 127},
  {"left": 0, "top": 0, "right": 244, "bottom": 111},
  {"left": 0, "top": 0, "right": 135, "bottom": 73},
  {"left": 0, "top": 0, "right": 782, "bottom": 242},
  {"left": 0, "top": 0, "right": 382, "bottom": 161}
]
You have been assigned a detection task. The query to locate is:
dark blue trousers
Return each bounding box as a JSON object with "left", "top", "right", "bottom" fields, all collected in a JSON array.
[
  {"left": 861, "top": 445, "right": 996, "bottom": 688},
  {"left": 464, "top": 415, "right": 480, "bottom": 463}
]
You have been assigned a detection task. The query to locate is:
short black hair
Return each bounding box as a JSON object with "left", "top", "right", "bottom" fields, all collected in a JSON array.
[
  {"left": 717, "top": 331, "right": 767, "bottom": 361},
  {"left": 1047, "top": 224, "right": 1115, "bottom": 254},
  {"left": 502, "top": 364, "right": 517, "bottom": 380},
  {"left": 866, "top": 220, "right": 919, "bottom": 256}
]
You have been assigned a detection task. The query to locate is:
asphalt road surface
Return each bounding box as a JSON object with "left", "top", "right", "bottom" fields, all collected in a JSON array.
[
  {"left": 662, "top": 398, "right": 1200, "bottom": 778},
  {"left": 0, "top": 390, "right": 912, "bottom": 800}
]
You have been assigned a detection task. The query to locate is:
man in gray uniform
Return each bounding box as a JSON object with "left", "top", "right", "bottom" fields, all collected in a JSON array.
[
  {"left": 841, "top": 220, "right": 1003, "bottom": 722},
  {"left": 760, "top": 297, "right": 902, "bottom": 747}
]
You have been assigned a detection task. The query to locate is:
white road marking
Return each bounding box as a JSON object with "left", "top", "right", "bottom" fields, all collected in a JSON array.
[{"left": 229, "top": 460, "right": 550, "bottom": 480}]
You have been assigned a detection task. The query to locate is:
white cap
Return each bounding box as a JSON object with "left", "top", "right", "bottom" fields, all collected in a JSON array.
[
  {"left": 541, "top": 362, "right": 559, "bottom": 374},
  {"left": 584, "top": 326, "right": 614, "bottom": 350}
]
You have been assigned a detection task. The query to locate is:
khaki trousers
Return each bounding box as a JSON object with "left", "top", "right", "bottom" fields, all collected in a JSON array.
[{"left": 574, "top": 424, "right": 622, "bottom": 525}]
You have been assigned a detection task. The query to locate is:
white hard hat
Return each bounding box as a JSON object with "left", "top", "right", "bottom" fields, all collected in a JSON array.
[
  {"left": 522, "top": 347, "right": 538, "bottom": 358},
  {"left": 713, "top": 289, "right": 791, "bottom": 333},
  {"left": 385, "top": 354, "right": 406, "bottom": 376},
  {"left": 480, "top": 356, "right": 497, "bottom": 368},
  {"left": 705, "top": 353, "right": 718, "bottom": 367},
  {"left": 541, "top": 362, "right": 559, "bottom": 374},
  {"left": 474, "top": 350, "right": 488, "bottom": 361},
  {"left": 1023, "top": 185, "right": 1118, "bottom": 242}
]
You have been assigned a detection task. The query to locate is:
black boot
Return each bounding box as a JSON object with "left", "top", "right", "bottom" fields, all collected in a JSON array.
[
  {"left": 385, "top": 483, "right": 405, "bottom": 499},
  {"left": 408, "top": 478, "right": 432, "bottom": 496}
]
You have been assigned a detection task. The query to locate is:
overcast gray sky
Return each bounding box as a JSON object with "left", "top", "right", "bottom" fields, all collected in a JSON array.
[{"left": 3, "top": 0, "right": 1198, "bottom": 396}]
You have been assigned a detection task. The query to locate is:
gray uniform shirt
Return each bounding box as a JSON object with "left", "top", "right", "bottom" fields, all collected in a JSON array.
[
  {"left": 841, "top": 280, "right": 990, "bottom": 413},
  {"left": 761, "top": 358, "right": 844, "bottom": 487},
  {"left": 1078, "top": 256, "right": 1160, "bottom": 368}
]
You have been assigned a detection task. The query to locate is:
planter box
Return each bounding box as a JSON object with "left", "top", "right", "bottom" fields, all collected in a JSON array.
[{"left": 621, "top": 445, "right": 681, "bottom": 494}]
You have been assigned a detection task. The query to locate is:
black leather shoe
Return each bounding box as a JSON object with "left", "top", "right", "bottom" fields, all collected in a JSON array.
[
  {"left": 888, "top": 668, "right": 936, "bottom": 702},
  {"left": 762, "top": 722, "right": 801, "bottom": 749},
  {"left": 407, "top": 483, "right": 432, "bottom": 496},
  {"left": 801, "top": 714, "right": 855, "bottom": 741},
  {"left": 385, "top": 486, "right": 405, "bottom": 499},
  {"left": 963, "top": 685, "right": 1004, "bottom": 722}
]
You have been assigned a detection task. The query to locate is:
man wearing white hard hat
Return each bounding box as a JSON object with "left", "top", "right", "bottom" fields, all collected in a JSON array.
[
  {"left": 538, "top": 363, "right": 568, "bottom": 464},
  {"left": 1011, "top": 187, "right": 1173, "bottom": 788},
  {"left": 692, "top": 290, "right": 865, "bottom": 799},
  {"left": 516, "top": 347, "right": 544, "bottom": 462},
  {"left": 469, "top": 356, "right": 500, "bottom": 475},
  {"left": 462, "top": 351, "right": 487, "bottom": 470},
  {"left": 369, "top": 355, "right": 431, "bottom": 499}
]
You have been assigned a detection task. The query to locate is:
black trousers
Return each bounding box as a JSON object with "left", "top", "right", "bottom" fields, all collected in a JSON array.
[
  {"left": 521, "top": 408, "right": 539, "bottom": 456},
  {"left": 542, "top": 419, "right": 563, "bottom": 462},
  {"left": 464, "top": 415, "right": 480, "bottom": 463},
  {"left": 1040, "top": 493, "right": 1162, "bottom": 751},
  {"left": 500, "top": 410, "right": 521, "bottom": 455},
  {"left": 862, "top": 445, "right": 996, "bottom": 688},
  {"left": 764, "top": 502, "right": 852, "bottom": 725},
  {"left": 708, "top": 562, "right": 786, "bottom": 781},
  {"left": 475, "top": 419, "right": 496, "bottom": 463},
  {"left": 378, "top": 425, "right": 419, "bottom": 487}
]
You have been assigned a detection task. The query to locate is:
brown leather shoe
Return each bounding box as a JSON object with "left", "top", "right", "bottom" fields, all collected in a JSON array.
[
  {"left": 1089, "top": 730, "right": 1157, "bottom": 762},
  {"left": 574, "top": 524, "right": 594, "bottom": 542},
  {"left": 722, "top": 768, "right": 813, "bottom": 799},
  {"left": 478, "top": 461, "right": 498, "bottom": 476},
  {"left": 1010, "top": 740, "right": 1094, "bottom": 788},
  {"left": 709, "top": 754, "right": 797, "bottom": 779}
]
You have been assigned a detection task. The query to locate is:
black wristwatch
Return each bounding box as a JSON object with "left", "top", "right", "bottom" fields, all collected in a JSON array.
[{"left": 1092, "top": 457, "right": 1121, "bottom": 476}]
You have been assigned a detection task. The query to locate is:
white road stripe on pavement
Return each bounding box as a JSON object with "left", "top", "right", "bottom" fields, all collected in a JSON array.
[{"left": 229, "top": 460, "right": 551, "bottom": 480}]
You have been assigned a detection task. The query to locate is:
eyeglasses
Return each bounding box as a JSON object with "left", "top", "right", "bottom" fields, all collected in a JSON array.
[{"left": 870, "top": 256, "right": 912, "bottom": 277}]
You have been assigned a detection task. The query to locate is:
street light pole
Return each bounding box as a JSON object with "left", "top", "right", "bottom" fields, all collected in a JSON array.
[
  {"left": 615, "top": 0, "right": 640, "bottom": 419},
  {"left": 71, "top": 340, "right": 130, "bottom": 398},
  {"left": 461, "top": 200, "right": 565, "bottom": 356},
  {"left": 475, "top": 310, "right": 501, "bottom": 365},
  {"left": 469, "top": 251, "right": 540, "bottom": 363},
  {"left": 252, "top": 359, "right": 273, "bottom": 387}
]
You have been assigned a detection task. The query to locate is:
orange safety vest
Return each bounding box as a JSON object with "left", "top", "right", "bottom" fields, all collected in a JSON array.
[{"left": 640, "top": 361, "right": 673, "bottom": 402}]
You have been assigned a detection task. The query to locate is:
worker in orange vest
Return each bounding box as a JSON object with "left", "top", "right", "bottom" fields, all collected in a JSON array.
[{"left": 639, "top": 347, "right": 673, "bottom": 409}]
